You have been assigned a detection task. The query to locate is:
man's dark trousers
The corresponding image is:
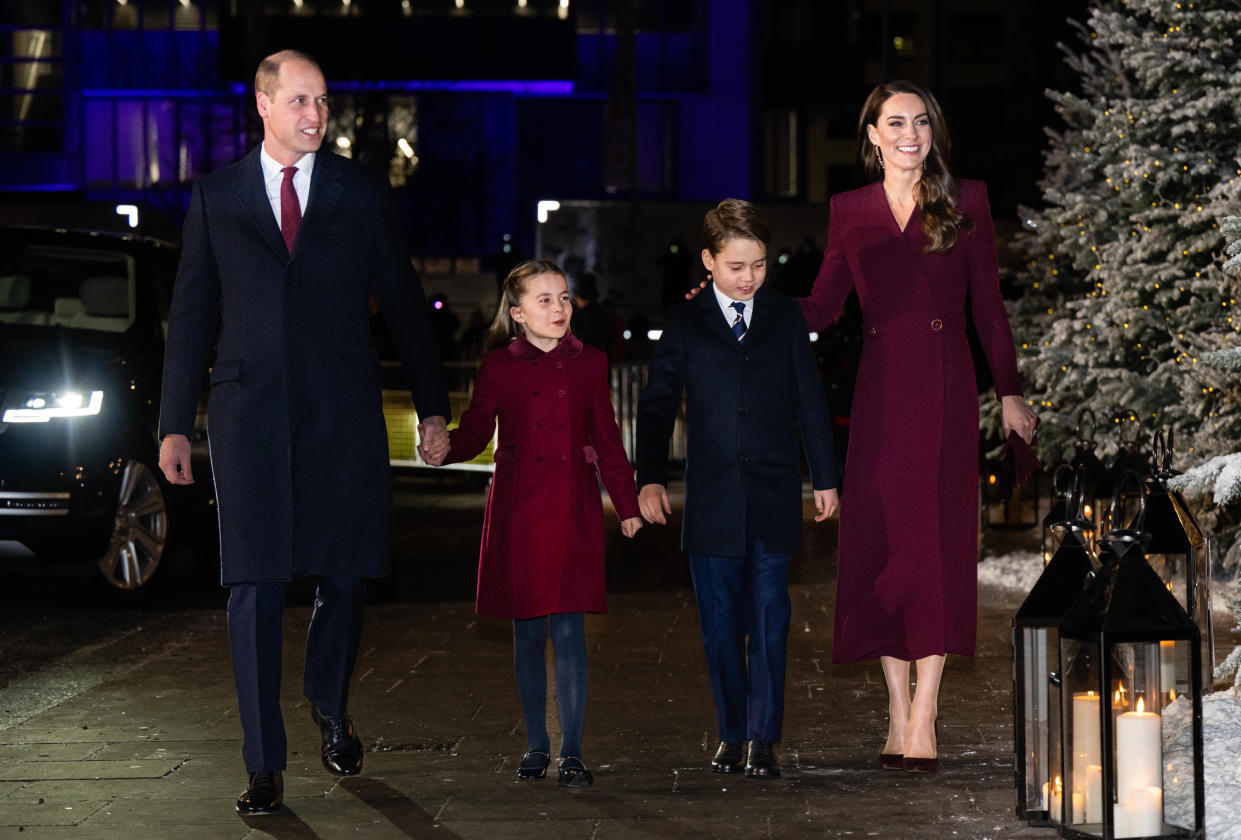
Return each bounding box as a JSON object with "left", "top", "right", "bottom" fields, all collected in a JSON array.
[
  {"left": 227, "top": 576, "right": 366, "bottom": 773},
  {"left": 688, "top": 507, "right": 790, "bottom": 744}
]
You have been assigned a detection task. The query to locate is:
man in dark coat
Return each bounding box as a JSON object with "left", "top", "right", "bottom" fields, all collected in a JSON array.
[{"left": 157, "top": 50, "right": 450, "bottom": 815}]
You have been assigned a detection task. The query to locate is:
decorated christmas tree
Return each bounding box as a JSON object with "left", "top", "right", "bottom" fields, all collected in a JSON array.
[
  {"left": 1170, "top": 214, "right": 1241, "bottom": 571},
  {"left": 1003, "top": 0, "right": 1241, "bottom": 473}
]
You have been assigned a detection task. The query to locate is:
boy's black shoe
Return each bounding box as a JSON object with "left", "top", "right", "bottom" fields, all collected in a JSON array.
[
  {"left": 744, "top": 739, "right": 781, "bottom": 779},
  {"left": 235, "top": 770, "right": 283, "bottom": 814},
  {"left": 710, "top": 740, "right": 745, "bottom": 773}
]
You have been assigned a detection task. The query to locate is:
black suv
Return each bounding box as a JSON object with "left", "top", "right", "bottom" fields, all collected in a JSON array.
[{"left": 0, "top": 221, "right": 214, "bottom": 595}]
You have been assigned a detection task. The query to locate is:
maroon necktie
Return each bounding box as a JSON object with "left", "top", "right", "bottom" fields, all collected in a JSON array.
[{"left": 280, "top": 165, "right": 301, "bottom": 253}]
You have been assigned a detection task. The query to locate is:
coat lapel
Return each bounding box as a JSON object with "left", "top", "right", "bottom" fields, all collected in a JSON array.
[
  {"left": 236, "top": 146, "right": 290, "bottom": 262},
  {"left": 291, "top": 151, "right": 344, "bottom": 262},
  {"left": 695, "top": 285, "right": 743, "bottom": 349},
  {"left": 868, "top": 181, "right": 946, "bottom": 312}
]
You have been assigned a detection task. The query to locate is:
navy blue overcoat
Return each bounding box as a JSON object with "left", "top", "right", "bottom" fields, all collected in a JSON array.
[
  {"left": 158, "top": 147, "right": 449, "bottom": 583},
  {"left": 636, "top": 285, "right": 838, "bottom": 557}
]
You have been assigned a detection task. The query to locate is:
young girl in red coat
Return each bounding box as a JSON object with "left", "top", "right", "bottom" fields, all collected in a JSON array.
[{"left": 430, "top": 259, "right": 642, "bottom": 787}]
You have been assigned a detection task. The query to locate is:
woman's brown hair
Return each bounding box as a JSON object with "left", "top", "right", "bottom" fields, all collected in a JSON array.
[
  {"left": 857, "top": 79, "right": 972, "bottom": 253},
  {"left": 702, "top": 198, "right": 771, "bottom": 256},
  {"left": 484, "top": 259, "right": 566, "bottom": 352}
]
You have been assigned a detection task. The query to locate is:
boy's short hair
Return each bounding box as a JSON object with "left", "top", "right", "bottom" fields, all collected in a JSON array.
[{"left": 702, "top": 199, "right": 771, "bottom": 255}]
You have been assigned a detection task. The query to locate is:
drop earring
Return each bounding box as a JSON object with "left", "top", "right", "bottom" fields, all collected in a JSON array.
[{"left": 875, "top": 145, "right": 885, "bottom": 170}]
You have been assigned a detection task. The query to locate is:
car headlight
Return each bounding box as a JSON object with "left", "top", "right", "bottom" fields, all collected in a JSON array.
[{"left": 2, "top": 390, "right": 105, "bottom": 423}]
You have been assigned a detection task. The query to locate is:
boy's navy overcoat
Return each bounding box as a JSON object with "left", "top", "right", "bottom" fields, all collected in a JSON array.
[
  {"left": 636, "top": 285, "right": 838, "bottom": 557},
  {"left": 158, "top": 147, "right": 450, "bottom": 584}
]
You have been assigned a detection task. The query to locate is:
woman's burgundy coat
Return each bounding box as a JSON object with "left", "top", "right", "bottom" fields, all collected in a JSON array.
[
  {"left": 801, "top": 180, "right": 1023, "bottom": 664},
  {"left": 445, "top": 335, "right": 640, "bottom": 620}
]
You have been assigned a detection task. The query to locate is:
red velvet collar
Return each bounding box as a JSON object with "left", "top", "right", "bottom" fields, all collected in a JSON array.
[{"left": 506, "top": 333, "right": 584, "bottom": 360}]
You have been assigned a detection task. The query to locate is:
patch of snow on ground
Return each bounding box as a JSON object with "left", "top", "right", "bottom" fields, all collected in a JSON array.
[{"left": 978, "top": 550, "right": 1043, "bottom": 594}]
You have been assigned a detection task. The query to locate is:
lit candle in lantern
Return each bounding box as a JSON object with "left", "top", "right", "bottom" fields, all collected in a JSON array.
[
  {"left": 1086, "top": 764, "right": 1103, "bottom": 823},
  {"left": 1127, "top": 786, "right": 1163, "bottom": 837},
  {"left": 1116, "top": 696, "right": 1162, "bottom": 813},
  {"left": 1050, "top": 775, "right": 1063, "bottom": 822},
  {"left": 1071, "top": 690, "right": 1101, "bottom": 819},
  {"left": 1160, "top": 640, "right": 1177, "bottom": 699}
]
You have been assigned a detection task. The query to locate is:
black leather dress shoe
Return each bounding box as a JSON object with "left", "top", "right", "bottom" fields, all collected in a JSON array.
[
  {"left": 744, "top": 739, "right": 781, "bottom": 779},
  {"left": 710, "top": 740, "right": 745, "bottom": 774},
  {"left": 235, "top": 770, "right": 283, "bottom": 815},
  {"left": 311, "top": 705, "right": 364, "bottom": 776}
]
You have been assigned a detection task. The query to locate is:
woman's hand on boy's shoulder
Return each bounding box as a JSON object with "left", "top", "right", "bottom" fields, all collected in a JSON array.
[
  {"left": 813, "top": 488, "right": 839, "bottom": 523},
  {"left": 638, "top": 484, "right": 671, "bottom": 525},
  {"left": 620, "top": 516, "right": 643, "bottom": 538},
  {"left": 684, "top": 280, "right": 709, "bottom": 301}
]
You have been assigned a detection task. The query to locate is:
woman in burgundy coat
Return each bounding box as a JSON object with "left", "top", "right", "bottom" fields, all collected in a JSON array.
[
  {"left": 435, "top": 260, "right": 642, "bottom": 787},
  {"left": 800, "top": 81, "right": 1038, "bottom": 772}
]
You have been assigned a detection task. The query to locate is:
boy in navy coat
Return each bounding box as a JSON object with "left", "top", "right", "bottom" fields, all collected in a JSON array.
[{"left": 636, "top": 199, "right": 839, "bottom": 779}]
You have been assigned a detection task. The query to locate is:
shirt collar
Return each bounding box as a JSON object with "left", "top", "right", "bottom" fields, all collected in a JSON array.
[
  {"left": 711, "top": 282, "right": 749, "bottom": 316},
  {"left": 259, "top": 144, "right": 315, "bottom": 184}
]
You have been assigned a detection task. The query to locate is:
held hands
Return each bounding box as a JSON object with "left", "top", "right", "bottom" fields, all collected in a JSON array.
[
  {"left": 418, "top": 415, "right": 450, "bottom": 466},
  {"left": 158, "top": 434, "right": 194, "bottom": 485},
  {"left": 1001, "top": 396, "right": 1039, "bottom": 444},
  {"left": 813, "top": 488, "right": 839, "bottom": 522},
  {"left": 638, "top": 484, "right": 671, "bottom": 525},
  {"left": 620, "top": 516, "right": 643, "bottom": 538}
]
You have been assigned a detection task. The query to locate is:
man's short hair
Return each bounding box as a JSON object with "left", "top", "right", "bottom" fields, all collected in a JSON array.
[{"left": 255, "top": 49, "right": 321, "bottom": 98}]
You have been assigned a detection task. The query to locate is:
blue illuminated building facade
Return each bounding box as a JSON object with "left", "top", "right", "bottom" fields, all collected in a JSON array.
[
  {"left": 1, "top": 0, "right": 1084, "bottom": 255},
  {"left": 0, "top": 0, "right": 762, "bottom": 255}
]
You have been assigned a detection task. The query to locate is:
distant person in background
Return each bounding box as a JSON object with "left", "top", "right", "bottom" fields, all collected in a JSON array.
[
  {"left": 459, "top": 306, "right": 488, "bottom": 361},
  {"left": 657, "top": 238, "right": 694, "bottom": 314},
  {"left": 428, "top": 292, "right": 460, "bottom": 362},
  {"left": 571, "top": 271, "right": 613, "bottom": 356}
]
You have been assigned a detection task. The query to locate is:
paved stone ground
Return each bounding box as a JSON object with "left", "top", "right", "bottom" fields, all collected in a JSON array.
[{"left": 0, "top": 480, "right": 1206, "bottom": 840}]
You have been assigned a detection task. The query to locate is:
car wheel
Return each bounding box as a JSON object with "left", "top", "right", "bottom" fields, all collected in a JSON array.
[{"left": 97, "top": 459, "right": 168, "bottom": 592}]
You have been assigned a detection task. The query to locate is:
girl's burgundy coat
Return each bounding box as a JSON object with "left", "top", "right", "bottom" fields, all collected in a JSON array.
[
  {"left": 801, "top": 180, "right": 1023, "bottom": 664},
  {"left": 445, "top": 334, "right": 640, "bottom": 620}
]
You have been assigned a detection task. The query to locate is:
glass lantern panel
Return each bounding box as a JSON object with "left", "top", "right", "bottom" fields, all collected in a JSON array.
[
  {"left": 1107, "top": 639, "right": 1199, "bottom": 838},
  {"left": 1060, "top": 638, "right": 1103, "bottom": 829},
  {"left": 1147, "top": 549, "right": 1214, "bottom": 688},
  {"left": 1020, "top": 626, "right": 1055, "bottom": 816}
]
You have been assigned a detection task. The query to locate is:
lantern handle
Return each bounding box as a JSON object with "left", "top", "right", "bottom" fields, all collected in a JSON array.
[
  {"left": 1076, "top": 408, "right": 1098, "bottom": 448},
  {"left": 1116, "top": 407, "right": 1140, "bottom": 449},
  {"left": 1103, "top": 469, "right": 1150, "bottom": 557},
  {"left": 1153, "top": 428, "right": 1176, "bottom": 477}
]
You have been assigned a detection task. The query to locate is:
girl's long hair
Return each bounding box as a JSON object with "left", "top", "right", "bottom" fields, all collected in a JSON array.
[
  {"left": 484, "top": 259, "right": 566, "bottom": 352},
  {"left": 857, "top": 79, "right": 972, "bottom": 253}
]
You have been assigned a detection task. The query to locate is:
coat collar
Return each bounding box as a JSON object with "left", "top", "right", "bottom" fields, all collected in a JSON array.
[
  {"left": 236, "top": 145, "right": 345, "bottom": 264},
  {"left": 507, "top": 333, "right": 584, "bottom": 360}
]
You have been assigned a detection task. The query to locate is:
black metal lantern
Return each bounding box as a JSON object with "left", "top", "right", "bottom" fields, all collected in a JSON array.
[
  {"left": 1013, "top": 471, "right": 1097, "bottom": 825},
  {"left": 1139, "top": 430, "right": 1215, "bottom": 691},
  {"left": 1056, "top": 480, "right": 1205, "bottom": 839}
]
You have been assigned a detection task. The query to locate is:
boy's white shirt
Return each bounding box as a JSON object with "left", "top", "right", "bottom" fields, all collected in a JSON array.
[{"left": 711, "top": 282, "right": 752, "bottom": 330}]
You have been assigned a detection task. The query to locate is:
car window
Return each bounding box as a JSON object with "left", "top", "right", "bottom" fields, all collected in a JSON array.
[{"left": 0, "top": 238, "right": 137, "bottom": 333}]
